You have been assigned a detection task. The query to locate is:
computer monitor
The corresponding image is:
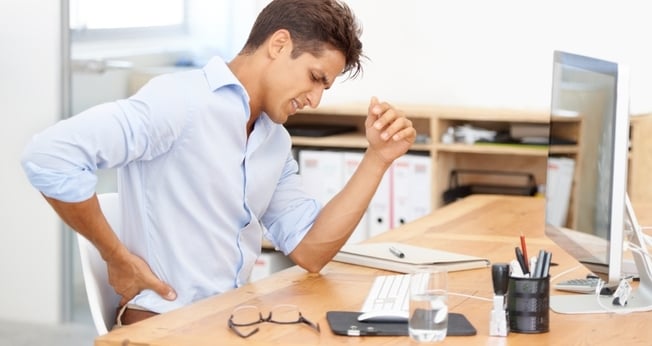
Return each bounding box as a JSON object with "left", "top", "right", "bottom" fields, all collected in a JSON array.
[{"left": 545, "top": 51, "right": 652, "bottom": 314}]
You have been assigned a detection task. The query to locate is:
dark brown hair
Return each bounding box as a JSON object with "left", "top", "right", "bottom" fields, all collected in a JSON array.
[{"left": 240, "top": 0, "right": 364, "bottom": 79}]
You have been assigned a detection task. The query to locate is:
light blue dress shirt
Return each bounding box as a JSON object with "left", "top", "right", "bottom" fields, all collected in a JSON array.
[{"left": 21, "top": 56, "right": 321, "bottom": 313}]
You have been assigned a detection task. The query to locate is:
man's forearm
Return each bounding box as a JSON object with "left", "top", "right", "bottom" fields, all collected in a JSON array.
[
  {"left": 43, "top": 194, "right": 124, "bottom": 262},
  {"left": 290, "top": 150, "right": 390, "bottom": 272}
]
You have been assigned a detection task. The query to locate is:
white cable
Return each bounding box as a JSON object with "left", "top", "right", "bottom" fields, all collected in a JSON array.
[
  {"left": 636, "top": 225, "right": 652, "bottom": 245},
  {"left": 549, "top": 264, "right": 582, "bottom": 283},
  {"left": 589, "top": 243, "right": 652, "bottom": 314},
  {"left": 642, "top": 233, "right": 652, "bottom": 246},
  {"left": 593, "top": 279, "right": 652, "bottom": 314},
  {"left": 448, "top": 264, "right": 583, "bottom": 303},
  {"left": 593, "top": 280, "right": 617, "bottom": 313},
  {"left": 448, "top": 292, "right": 492, "bottom": 302},
  {"left": 624, "top": 240, "right": 652, "bottom": 262},
  {"left": 623, "top": 241, "right": 652, "bottom": 280},
  {"left": 594, "top": 280, "right": 627, "bottom": 314},
  {"left": 633, "top": 229, "right": 652, "bottom": 246}
]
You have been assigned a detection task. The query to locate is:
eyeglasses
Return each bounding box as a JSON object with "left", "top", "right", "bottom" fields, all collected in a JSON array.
[{"left": 228, "top": 304, "right": 321, "bottom": 338}]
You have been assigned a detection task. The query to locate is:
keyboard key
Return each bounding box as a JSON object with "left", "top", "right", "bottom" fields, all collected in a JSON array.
[
  {"left": 554, "top": 278, "right": 600, "bottom": 294},
  {"left": 361, "top": 274, "right": 411, "bottom": 313}
]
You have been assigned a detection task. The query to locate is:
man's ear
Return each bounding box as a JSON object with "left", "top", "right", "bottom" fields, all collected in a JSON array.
[{"left": 268, "top": 29, "right": 292, "bottom": 59}]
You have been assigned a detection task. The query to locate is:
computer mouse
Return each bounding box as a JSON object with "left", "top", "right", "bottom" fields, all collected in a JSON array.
[{"left": 357, "top": 310, "right": 409, "bottom": 322}]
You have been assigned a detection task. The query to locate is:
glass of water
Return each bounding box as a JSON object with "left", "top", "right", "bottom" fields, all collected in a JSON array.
[{"left": 408, "top": 268, "right": 448, "bottom": 343}]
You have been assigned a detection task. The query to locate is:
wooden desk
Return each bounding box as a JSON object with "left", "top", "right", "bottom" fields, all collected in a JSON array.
[{"left": 96, "top": 195, "right": 651, "bottom": 345}]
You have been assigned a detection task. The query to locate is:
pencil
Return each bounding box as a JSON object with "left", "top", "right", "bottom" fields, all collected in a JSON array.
[{"left": 520, "top": 233, "right": 529, "bottom": 273}]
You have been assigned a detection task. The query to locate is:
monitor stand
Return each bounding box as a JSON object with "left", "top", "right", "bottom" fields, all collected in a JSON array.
[{"left": 550, "top": 194, "right": 652, "bottom": 314}]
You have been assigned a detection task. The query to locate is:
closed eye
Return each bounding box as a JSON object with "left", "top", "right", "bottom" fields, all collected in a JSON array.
[{"left": 311, "top": 72, "right": 331, "bottom": 90}]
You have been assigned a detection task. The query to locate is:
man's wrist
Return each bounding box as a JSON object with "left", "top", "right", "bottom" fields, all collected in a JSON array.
[
  {"left": 100, "top": 239, "right": 128, "bottom": 264},
  {"left": 362, "top": 148, "right": 393, "bottom": 171}
]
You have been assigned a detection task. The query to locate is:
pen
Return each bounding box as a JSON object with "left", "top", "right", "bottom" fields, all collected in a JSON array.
[
  {"left": 515, "top": 247, "right": 528, "bottom": 275},
  {"left": 520, "top": 233, "right": 529, "bottom": 273},
  {"left": 389, "top": 246, "right": 405, "bottom": 258},
  {"left": 542, "top": 251, "right": 552, "bottom": 278},
  {"left": 533, "top": 249, "right": 546, "bottom": 278}
]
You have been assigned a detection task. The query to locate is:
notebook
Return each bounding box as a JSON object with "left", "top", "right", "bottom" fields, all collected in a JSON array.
[{"left": 332, "top": 242, "right": 490, "bottom": 273}]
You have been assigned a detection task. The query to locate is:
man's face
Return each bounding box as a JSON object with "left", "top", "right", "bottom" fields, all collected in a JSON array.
[{"left": 263, "top": 44, "right": 345, "bottom": 124}]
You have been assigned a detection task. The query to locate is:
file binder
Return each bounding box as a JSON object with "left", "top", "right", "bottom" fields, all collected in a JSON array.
[{"left": 545, "top": 157, "right": 575, "bottom": 227}]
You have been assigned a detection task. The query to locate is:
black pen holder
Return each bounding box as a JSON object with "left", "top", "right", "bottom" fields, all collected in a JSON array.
[{"left": 507, "top": 276, "right": 549, "bottom": 333}]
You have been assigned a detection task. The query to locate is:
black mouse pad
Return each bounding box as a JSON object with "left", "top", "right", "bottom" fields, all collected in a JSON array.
[{"left": 326, "top": 311, "right": 476, "bottom": 337}]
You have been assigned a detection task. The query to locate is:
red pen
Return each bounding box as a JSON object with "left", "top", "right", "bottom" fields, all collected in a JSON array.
[{"left": 520, "top": 233, "right": 529, "bottom": 273}]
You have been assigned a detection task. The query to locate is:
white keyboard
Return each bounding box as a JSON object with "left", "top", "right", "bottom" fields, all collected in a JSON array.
[
  {"left": 554, "top": 278, "right": 600, "bottom": 294},
  {"left": 361, "top": 274, "right": 410, "bottom": 313}
]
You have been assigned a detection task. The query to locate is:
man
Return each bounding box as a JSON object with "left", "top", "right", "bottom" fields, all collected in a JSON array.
[{"left": 21, "top": 0, "right": 416, "bottom": 325}]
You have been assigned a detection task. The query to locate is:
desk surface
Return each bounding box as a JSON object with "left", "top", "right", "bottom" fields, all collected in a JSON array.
[{"left": 96, "top": 195, "right": 651, "bottom": 345}]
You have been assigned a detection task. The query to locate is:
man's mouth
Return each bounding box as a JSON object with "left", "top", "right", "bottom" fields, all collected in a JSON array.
[{"left": 291, "top": 99, "right": 302, "bottom": 113}]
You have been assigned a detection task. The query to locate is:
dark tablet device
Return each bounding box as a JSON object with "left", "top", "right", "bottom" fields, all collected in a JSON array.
[
  {"left": 285, "top": 124, "right": 357, "bottom": 137},
  {"left": 326, "top": 311, "right": 476, "bottom": 337}
]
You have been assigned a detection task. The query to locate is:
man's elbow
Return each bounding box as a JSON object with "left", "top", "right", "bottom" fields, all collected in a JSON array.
[
  {"left": 291, "top": 252, "right": 328, "bottom": 273},
  {"left": 301, "top": 262, "right": 325, "bottom": 274}
]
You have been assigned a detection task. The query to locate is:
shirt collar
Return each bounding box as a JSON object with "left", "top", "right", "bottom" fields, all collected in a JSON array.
[
  {"left": 202, "top": 56, "right": 278, "bottom": 133},
  {"left": 203, "top": 55, "right": 253, "bottom": 121},
  {"left": 203, "top": 56, "right": 248, "bottom": 97}
]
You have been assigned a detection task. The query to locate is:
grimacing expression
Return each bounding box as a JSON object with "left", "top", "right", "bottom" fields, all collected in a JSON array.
[{"left": 263, "top": 44, "right": 345, "bottom": 124}]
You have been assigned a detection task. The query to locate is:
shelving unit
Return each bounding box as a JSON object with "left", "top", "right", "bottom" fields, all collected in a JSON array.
[
  {"left": 288, "top": 104, "right": 580, "bottom": 211},
  {"left": 288, "top": 106, "right": 652, "bottom": 234}
]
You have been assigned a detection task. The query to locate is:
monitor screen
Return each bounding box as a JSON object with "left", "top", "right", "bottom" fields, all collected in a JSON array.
[
  {"left": 545, "top": 50, "right": 630, "bottom": 287},
  {"left": 546, "top": 52, "right": 652, "bottom": 315}
]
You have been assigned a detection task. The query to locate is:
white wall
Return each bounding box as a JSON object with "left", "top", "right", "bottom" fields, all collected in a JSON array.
[
  {"left": 3, "top": 0, "right": 652, "bottom": 326},
  {"left": 178, "top": 0, "right": 652, "bottom": 114},
  {"left": 323, "top": 0, "right": 652, "bottom": 115},
  {"left": 0, "top": 0, "right": 64, "bottom": 323},
  {"left": 77, "top": 0, "right": 652, "bottom": 115}
]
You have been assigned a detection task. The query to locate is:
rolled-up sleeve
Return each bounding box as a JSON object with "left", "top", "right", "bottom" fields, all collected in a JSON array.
[
  {"left": 261, "top": 154, "right": 322, "bottom": 255},
  {"left": 21, "top": 102, "right": 132, "bottom": 202},
  {"left": 21, "top": 74, "right": 186, "bottom": 202}
]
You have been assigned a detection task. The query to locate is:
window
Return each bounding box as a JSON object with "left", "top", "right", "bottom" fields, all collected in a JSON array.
[{"left": 70, "top": 0, "right": 187, "bottom": 39}]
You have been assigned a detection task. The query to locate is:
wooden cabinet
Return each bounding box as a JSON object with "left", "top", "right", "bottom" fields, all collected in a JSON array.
[{"left": 289, "top": 104, "right": 580, "bottom": 211}]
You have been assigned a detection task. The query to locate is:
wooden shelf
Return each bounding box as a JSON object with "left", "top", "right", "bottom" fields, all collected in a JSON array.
[
  {"left": 291, "top": 134, "right": 432, "bottom": 151},
  {"left": 289, "top": 104, "right": 571, "bottom": 210},
  {"left": 549, "top": 145, "right": 579, "bottom": 155},
  {"left": 291, "top": 133, "right": 368, "bottom": 149},
  {"left": 434, "top": 143, "right": 549, "bottom": 156}
]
